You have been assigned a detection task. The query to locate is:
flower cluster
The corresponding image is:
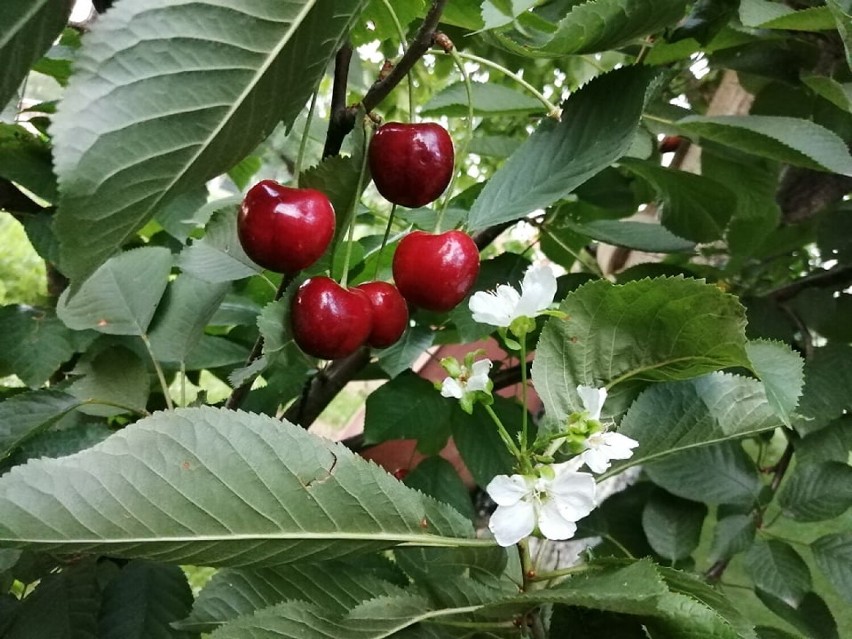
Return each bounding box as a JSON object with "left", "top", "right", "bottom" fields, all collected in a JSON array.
[{"left": 438, "top": 352, "right": 493, "bottom": 414}]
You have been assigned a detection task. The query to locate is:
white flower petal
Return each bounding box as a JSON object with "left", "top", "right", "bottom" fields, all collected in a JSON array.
[
  {"left": 580, "top": 447, "right": 611, "bottom": 474},
  {"left": 599, "top": 432, "right": 639, "bottom": 460},
  {"left": 577, "top": 385, "right": 607, "bottom": 420},
  {"left": 440, "top": 377, "right": 464, "bottom": 399},
  {"left": 516, "top": 264, "right": 557, "bottom": 317},
  {"left": 469, "top": 286, "right": 519, "bottom": 327},
  {"left": 549, "top": 470, "right": 597, "bottom": 521},
  {"left": 466, "top": 359, "right": 493, "bottom": 392},
  {"left": 486, "top": 474, "right": 532, "bottom": 507},
  {"left": 489, "top": 501, "right": 536, "bottom": 546},
  {"left": 538, "top": 497, "right": 578, "bottom": 541}
]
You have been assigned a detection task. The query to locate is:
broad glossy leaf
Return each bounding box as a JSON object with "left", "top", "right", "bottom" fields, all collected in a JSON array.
[
  {"left": 0, "top": 389, "right": 82, "bottom": 459},
  {"left": 756, "top": 590, "right": 839, "bottom": 639},
  {"left": 2, "top": 559, "right": 100, "bottom": 639},
  {"left": 421, "top": 81, "right": 544, "bottom": 117},
  {"left": 793, "top": 343, "right": 852, "bottom": 435},
  {"left": 746, "top": 340, "right": 804, "bottom": 427},
  {"left": 532, "top": 277, "right": 750, "bottom": 422},
  {"left": 796, "top": 416, "right": 852, "bottom": 465},
  {"left": 745, "top": 539, "right": 812, "bottom": 607},
  {"left": 181, "top": 560, "right": 404, "bottom": 633},
  {"left": 353, "top": 0, "right": 426, "bottom": 43},
  {"left": 709, "top": 514, "right": 756, "bottom": 563},
  {"left": 644, "top": 591, "right": 742, "bottom": 639},
  {"left": 377, "top": 325, "right": 434, "bottom": 378},
  {"left": 0, "top": 305, "right": 90, "bottom": 388},
  {"left": 622, "top": 159, "right": 735, "bottom": 242},
  {"left": 566, "top": 218, "right": 695, "bottom": 254},
  {"left": 468, "top": 66, "right": 656, "bottom": 231},
  {"left": 451, "top": 398, "right": 524, "bottom": 487},
  {"left": 0, "top": 408, "right": 480, "bottom": 566},
  {"left": 828, "top": 0, "right": 852, "bottom": 69},
  {"left": 677, "top": 115, "right": 852, "bottom": 176},
  {"left": 778, "top": 462, "right": 852, "bottom": 522},
  {"left": 155, "top": 187, "right": 213, "bottom": 243},
  {"left": 364, "top": 371, "right": 453, "bottom": 455},
  {"left": 177, "top": 209, "right": 261, "bottom": 283},
  {"left": 52, "top": 0, "right": 368, "bottom": 282},
  {"left": 641, "top": 491, "right": 707, "bottom": 561},
  {"left": 740, "top": 0, "right": 836, "bottom": 31},
  {"left": 68, "top": 346, "right": 149, "bottom": 416},
  {"left": 0, "top": 0, "right": 73, "bottom": 109},
  {"left": 493, "top": 0, "right": 688, "bottom": 56},
  {"left": 404, "top": 457, "right": 474, "bottom": 521},
  {"left": 57, "top": 246, "right": 173, "bottom": 335},
  {"left": 812, "top": 533, "right": 852, "bottom": 603},
  {"left": 644, "top": 440, "right": 762, "bottom": 507},
  {"left": 481, "top": 0, "right": 537, "bottom": 30},
  {"left": 149, "top": 274, "right": 230, "bottom": 363},
  {"left": 99, "top": 560, "right": 195, "bottom": 639},
  {"left": 0, "top": 123, "right": 57, "bottom": 201}
]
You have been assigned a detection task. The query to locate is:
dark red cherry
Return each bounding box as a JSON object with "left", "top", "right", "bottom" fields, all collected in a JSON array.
[
  {"left": 355, "top": 281, "right": 409, "bottom": 348},
  {"left": 290, "top": 277, "right": 372, "bottom": 359},
  {"left": 392, "top": 230, "right": 480, "bottom": 312},
  {"left": 368, "top": 122, "right": 454, "bottom": 208},
  {"left": 238, "top": 180, "right": 335, "bottom": 273}
]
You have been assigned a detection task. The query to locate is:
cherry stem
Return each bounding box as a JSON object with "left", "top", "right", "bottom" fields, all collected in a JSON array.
[
  {"left": 141, "top": 333, "right": 173, "bottom": 411},
  {"left": 294, "top": 90, "right": 319, "bottom": 185},
  {"left": 519, "top": 338, "right": 530, "bottom": 454},
  {"left": 447, "top": 50, "right": 561, "bottom": 120},
  {"left": 373, "top": 203, "right": 398, "bottom": 279},
  {"left": 436, "top": 40, "right": 474, "bottom": 231},
  {"left": 339, "top": 120, "right": 373, "bottom": 289},
  {"left": 380, "top": 0, "right": 415, "bottom": 122}
]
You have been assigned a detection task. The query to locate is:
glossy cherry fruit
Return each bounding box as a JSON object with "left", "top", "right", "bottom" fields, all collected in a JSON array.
[
  {"left": 392, "top": 230, "right": 480, "bottom": 312},
  {"left": 291, "top": 277, "right": 372, "bottom": 359},
  {"left": 368, "top": 122, "right": 454, "bottom": 208},
  {"left": 355, "top": 281, "right": 409, "bottom": 348},
  {"left": 238, "top": 180, "right": 335, "bottom": 273}
]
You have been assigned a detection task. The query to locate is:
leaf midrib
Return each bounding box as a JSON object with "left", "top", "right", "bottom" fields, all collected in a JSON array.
[{"left": 0, "top": 0, "right": 48, "bottom": 51}]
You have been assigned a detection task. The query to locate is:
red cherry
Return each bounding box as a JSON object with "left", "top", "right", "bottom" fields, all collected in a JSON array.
[
  {"left": 369, "top": 122, "right": 454, "bottom": 208},
  {"left": 355, "top": 281, "right": 409, "bottom": 348},
  {"left": 659, "top": 135, "right": 684, "bottom": 154},
  {"left": 238, "top": 180, "right": 335, "bottom": 273},
  {"left": 392, "top": 230, "right": 480, "bottom": 312},
  {"left": 392, "top": 467, "right": 409, "bottom": 481},
  {"left": 290, "top": 277, "right": 372, "bottom": 359}
]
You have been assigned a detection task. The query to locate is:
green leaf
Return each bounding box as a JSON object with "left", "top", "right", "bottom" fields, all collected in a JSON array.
[
  {"left": 451, "top": 398, "right": 523, "bottom": 488},
  {"left": 2, "top": 559, "right": 100, "bottom": 639},
  {"left": 404, "top": 457, "right": 474, "bottom": 521},
  {"left": 354, "top": 0, "right": 426, "bottom": 43},
  {"left": 57, "top": 246, "right": 173, "bottom": 335},
  {"left": 745, "top": 539, "right": 812, "bottom": 607},
  {"left": 812, "top": 533, "right": 852, "bottom": 603},
  {"left": 565, "top": 218, "right": 696, "bottom": 254},
  {"left": 532, "top": 277, "right": 750, "bottom": 422},
  {"left": 0, "top": 0, "right": 74, "bottom": 109},
  {"left": 493, "top": 0, "right": 689, "bottom": 56},
  {"left": 421, "top": 81, "right": 544, "bottom": 118},
  {"left": 481, "top": 0, "right": 537, "bottom": 30},
  {"left": 604, "top": 372, "right": 781, "bottom": 477},
  {"left": 641, "top": 490, "right": 707, "bottom": 561},
  {"left": 778, "top": 462, "right": 852, "bottom": 522},
  {"left": 746, "top": 340, "right": 804, "bottom": 428},
  {"left": 677, "top": 116, "right": 852, "bottom": 176},
  {"left": 796, "top": 416, "right": 852, "bottom": 465},
  {"left": 805, "top": 76, "right": 852, "bottom": 114},
  {"left": 0, "top": 305, "right": 90, "bottom": 388},
  {"left": 755, "top": 626, "right": 804, "bottom": 639},
  {"left": 68, "top": 346, "right": 149, "bottom": 416},
  {"left": 644, "top": 440, "right": 762, "bottom": 507},
  {"left": 645, "top": 591, "right": 742, "bottom": 639},
  {"left": 51, "top": 0, "right": 368, "bottom": 283},
  {"left": 0, "top": 123, "right": 57, "bottom": 201},
  {"left": 756, "top": 590, "right": 839, "bottom": 639},
  {"left": 155, "top": 188, "right": 213, "bottom": 243},
  {"left": 740, "top": 0, "right": 836, "bottom": 31},
  {"left": 377, "top": 325, "right": 435, "bottom": 378},
  {"left": 149, "top": 274, "right": 230, "bottom": 363},
  {"left": 0, "top": 390, "right": 82, "bottom": 459},
  {"left": 709, "top": 514, "right": 757, "bottom": 563},
  {"left": 793, "top": 343, "right": 852, "bottom": 435},
  {"left": 827, "top": 0, "right": 852, "bottom": 70},
  {"left": 0, "top": 407, "right": 480, "bottom": 565},
  {"left": 99, "top": 560, "right": 195, "bottom": 639},
  {"left": 468, "top": 66, "right": 656, "bottom": 231},
  {"left": 177, "top": 209, "right": 261, "bottom": 283},
  {"left": 181, "top": 560, "right": 404, "bottom": 633},
  {"left": 364, "top": 371, "right": 453, "bottom": 455},
  {"left": 9, "top": 422, "right": 112, "bottom": 467},
  {"left": 621, "top": 159, "right": 736, "bottom": 242}
]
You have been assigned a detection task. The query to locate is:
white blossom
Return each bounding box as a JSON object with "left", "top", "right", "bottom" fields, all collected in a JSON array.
[
  {"left": 485, "top": 461, "right": 596, "bottom": 547},
  {"left": 469, "top": 263, "right": 557, "bottom": 327},
  {"left": 440, "top": 359, "right": 492, "bottom": 399},
  {"left": 575, "top": 384, "right": 639, "bottom": 474}
]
